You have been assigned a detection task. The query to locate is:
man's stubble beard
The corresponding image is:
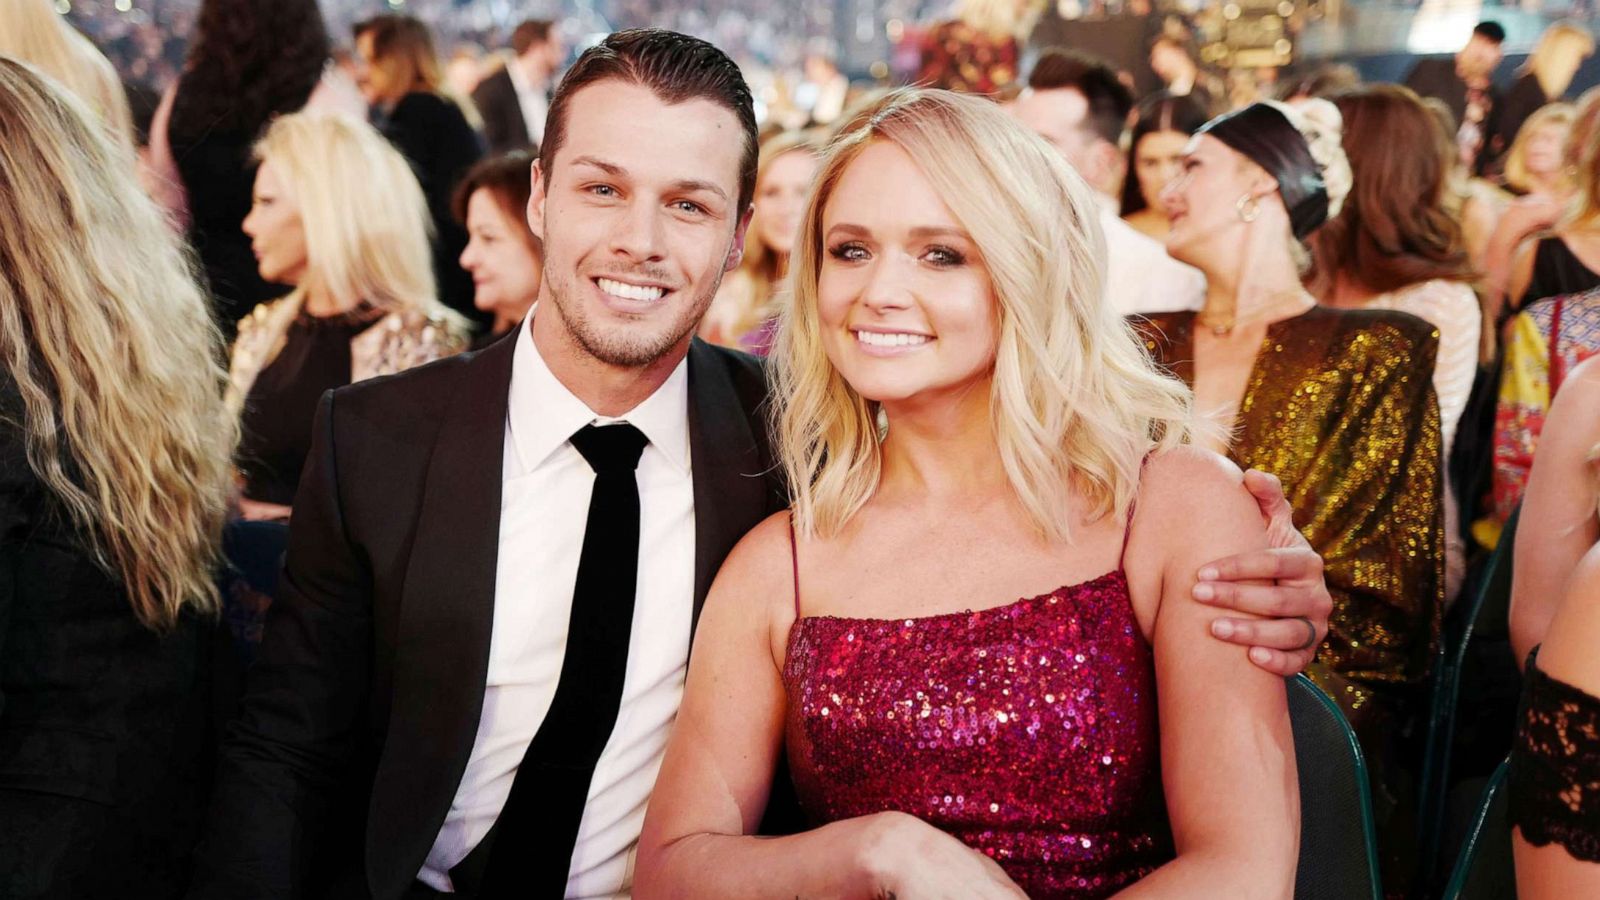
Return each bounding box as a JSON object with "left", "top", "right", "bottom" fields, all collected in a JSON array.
[{"left": 543, "top": 261, "right": 729, "bottom": 368}]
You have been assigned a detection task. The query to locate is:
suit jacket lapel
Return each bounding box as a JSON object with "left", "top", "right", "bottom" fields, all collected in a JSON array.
[
  {"left": 365, "top": 331, "right": 517, "bottom": 899},
  {"left": 687, "top": 340, "right": 771, "bottom": 638}
]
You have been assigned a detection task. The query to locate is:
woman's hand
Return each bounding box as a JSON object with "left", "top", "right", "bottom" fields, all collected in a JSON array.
[{"left": 855, "top": 812, "right": 1029, "bottom": 900}]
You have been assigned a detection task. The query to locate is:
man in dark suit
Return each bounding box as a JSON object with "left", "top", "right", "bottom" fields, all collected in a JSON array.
[
  {"left": 194, "top": 28, "right": 1337, "bottom": 900},
  {"left": 1405, "top": 20, "right": 1506, "bottom": 172},
  {"left": 473, "top": 19, "right": 562, "bottom": 155}
]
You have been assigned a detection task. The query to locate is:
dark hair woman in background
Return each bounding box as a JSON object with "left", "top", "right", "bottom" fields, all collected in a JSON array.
[
  {"left": 0, "top": 59, "right": 237, "bottom": 896},
  {"left": 160, "top": 0, "right": 330, "bottom": 334},
  {"left": 452, "top": 152, "right": 543, "bottom": 349},
  {"left": 354, "top": 14, "right": 487, "bottom": 329},
  {"left": 1120, "top": 91, "right": 1208, "bottom": 242}
]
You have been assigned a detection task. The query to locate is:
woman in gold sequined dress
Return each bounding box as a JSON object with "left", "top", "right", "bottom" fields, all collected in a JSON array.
[{"left": 1133, "top": 100, "right": 1445, "bottom": 812}]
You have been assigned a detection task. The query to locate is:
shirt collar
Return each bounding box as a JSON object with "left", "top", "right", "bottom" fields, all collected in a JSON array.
[{"left": 507, "top": 308, "right": 692, "bottom": 475}]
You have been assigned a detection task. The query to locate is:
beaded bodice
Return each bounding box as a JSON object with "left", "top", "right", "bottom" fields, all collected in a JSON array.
[{"left": 781, "top": 570, "right": 1174, "bottom": 899}]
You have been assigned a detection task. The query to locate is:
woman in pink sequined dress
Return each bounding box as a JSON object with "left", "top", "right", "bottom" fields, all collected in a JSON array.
[{"left": 635, "top": 88, "right": 1299, "bottom": 899}]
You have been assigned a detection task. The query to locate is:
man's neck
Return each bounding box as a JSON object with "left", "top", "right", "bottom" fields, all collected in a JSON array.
[{"left": 530, "top": 305, "right": 687, "bottom": 418}]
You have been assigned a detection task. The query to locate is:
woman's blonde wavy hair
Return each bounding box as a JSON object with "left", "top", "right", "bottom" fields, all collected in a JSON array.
[
  {"left": 772, "top": 88, "right": 1195, "bottom": 541},
  {"left": 0, "top": 0, "right": 133, "bottom": 143},
  {"left": 0, "top": 59, "right": 234, "bottom": 630},
  {"left": 254, "top": 110, "right": 454, "bottom": 321},
  {"left": 1502, "top": 102, "right": 1575, "bottom": 195}
]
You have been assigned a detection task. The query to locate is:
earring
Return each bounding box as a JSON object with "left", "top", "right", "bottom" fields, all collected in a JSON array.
[{"left": 1235, "top": 193, "right": 1260, "bottom": 224}]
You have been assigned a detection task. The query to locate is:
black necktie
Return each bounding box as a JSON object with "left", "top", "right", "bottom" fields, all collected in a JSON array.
[{"left": 468, "top": 422, "right": 649, "bottom": 898}]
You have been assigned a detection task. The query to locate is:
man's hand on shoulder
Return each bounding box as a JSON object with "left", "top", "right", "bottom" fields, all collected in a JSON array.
[{"left": 1195, "top": 469, "right": 1333, "bottom": 676}]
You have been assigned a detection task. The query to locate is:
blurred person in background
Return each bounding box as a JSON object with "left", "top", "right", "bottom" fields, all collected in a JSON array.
[
  {"left": 700, "top": 131, "right": 822, "bottom": 354},
  {"left": 1481, "top": 21, "right": 1593, "bottom": 179},
  {"left": 1499, "top": 103, "right": 1577, "bottom": 199},
  {"left": 1008, "top": 50, "right": 1205, "bottom": 315},
  {"left": 1309, "top": 84, "right": 1479, "bottom": 603},
  {"left": 454, "top": 152, "right": 543, "bottom": 349},
  {"left": 1137, "top": 101, "right": 1443, "bottom": 854},
  {"left": 1405, "top": 21, "right": 1506, "bottom": 174},
  {"left": 1121, "top": 91, "right": 1209, "bottom": 242},
  {"left": 0, "top": 0, "right": 133, "bottom": 144},
  {"left": 231, "top": 111, "right": 468, "bottom": 522},
  {"left": 0, "top": 59, "right": 235, "bottom": 897},
  {"left": 915, "top": 0, "right": 1032, "bottom": 94},
  {"left": 1503, "top": 88, "right": 1600, "bottom": 313},
  {"left": 1148, "top": 33, "right": 1219, "bottom": 112},
  {"left": 472, "top": 19, "right": 563, "bottom": 155},
  {"left": 153, "top": 0, "right": 331, "bottom": 336},
  {"left": 354, "top": 14, "right": 486, "bottom": 328},
  {"left": 445, "top": 45, "right": 489, "bottom": 100}
]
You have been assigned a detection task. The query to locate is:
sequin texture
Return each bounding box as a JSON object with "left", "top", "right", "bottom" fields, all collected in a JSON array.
[
  {"left": 782, "top": 570, "right": 1173, "bottom": 899},
  {"left": 1135, "top": 307, "right": 1444, "bottom": 747}
]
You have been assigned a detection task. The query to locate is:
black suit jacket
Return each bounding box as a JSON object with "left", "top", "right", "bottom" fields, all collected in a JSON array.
[
  {"left": 471, "top": 68, "right": 536, "bottom": 157},
  {"left": 0, "top": 377, "right": 214, "bottom": 898},
  {"left": 192, "top": 332, "right": 786, "bottom": 899}
]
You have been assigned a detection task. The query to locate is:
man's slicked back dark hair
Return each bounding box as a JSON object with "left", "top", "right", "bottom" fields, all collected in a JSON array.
[
  {"left": 1028, "top": 49, "right": 1134, "bottom": 147},
  {"left": 540, "top": 29, "right": 759, "bottom": 212}
]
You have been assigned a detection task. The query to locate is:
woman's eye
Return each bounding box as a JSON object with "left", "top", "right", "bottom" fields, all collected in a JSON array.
[
  {"left": 828, "top": 242, "right": 869, "bottom": 261},
  {"left": 925, "top": 246, "right": 965, "bottom": 267}
]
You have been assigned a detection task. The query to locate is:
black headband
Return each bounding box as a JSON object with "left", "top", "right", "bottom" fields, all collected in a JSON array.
[{"left": 1197, "top": 103, "right": 1330, "bottom": 240}]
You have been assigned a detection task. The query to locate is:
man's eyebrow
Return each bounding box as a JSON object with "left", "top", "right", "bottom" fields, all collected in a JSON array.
[
  {"left": 569, "top": 155, "right": 627, "bottom": 177},
  {"left": 568, "top": 155, "right": 730, "bottom": 205},
  {"left": 668, "top": 179, "right": 730, "bottom": 204}
]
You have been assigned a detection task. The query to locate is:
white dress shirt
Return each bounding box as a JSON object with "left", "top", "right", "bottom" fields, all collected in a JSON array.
[
  {"left": 1099, "top": 197, "right": 1207, "bottom": 317},
  {"left": 507, "top": 61, "right": 550, "bottom": 145},
  {"left": 419, "top": 318, "right": 695, "bottom": 898}
]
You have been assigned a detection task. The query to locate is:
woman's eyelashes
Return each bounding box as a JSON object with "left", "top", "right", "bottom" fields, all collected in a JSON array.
[{"left": 825, "top": 241, "right": 967, "bottom": 267}]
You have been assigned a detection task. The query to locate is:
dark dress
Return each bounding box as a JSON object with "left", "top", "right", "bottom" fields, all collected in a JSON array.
[
  {"left": 372, "top": 92, "right": 487, "bottom": 329},
  {"left": 783, "top": 535, "right": 1173, "bottom": 897},
  {"left": 1482, "top": 72, "right": 1550, "bottom": 178},
  {"left": 1509, "top": 656, "right": 1600, "bottom": 862},
  {"left": 1521, "top": 236, "right": 1600, "bottom": 310},
  {"left": 0, "top": 376, "right": 212, "bottom": 898},
  {"left": 168, "top": 76, "right": 306, "bottom": 335},
  {"left": 238, "top": 307, "right": 383, "bottom": 506}
]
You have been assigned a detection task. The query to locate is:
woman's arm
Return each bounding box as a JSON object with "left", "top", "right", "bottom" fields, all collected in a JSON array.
[
  {"left": 1116, "top": 448, "right": 1298, "bottom": 900},
  {"left": 1510, "top": 356, "right": 1600, "bottom": 663},
  {"left": 634, "top": 513, "right": 1025, "bottom": 900},
  {"left": 1512, "top": 543, "right": 1600, "bottom": 900}
]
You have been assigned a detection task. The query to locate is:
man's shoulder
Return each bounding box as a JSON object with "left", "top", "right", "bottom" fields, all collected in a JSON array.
[{"left": 328, "top": 341, "right": 505, "bottom": 432}]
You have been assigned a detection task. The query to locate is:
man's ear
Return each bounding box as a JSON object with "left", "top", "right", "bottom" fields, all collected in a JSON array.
[
  {"left": 527, "top": 160, "right": 548, "bottom": 242},
  {"left": 726, "top": 205, "right": 754, "bottom": 273}
]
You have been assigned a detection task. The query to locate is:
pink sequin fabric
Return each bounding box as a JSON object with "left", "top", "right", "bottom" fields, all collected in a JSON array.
[{"left": 782, "top": 570, "right": 1174, "bottom": 899}]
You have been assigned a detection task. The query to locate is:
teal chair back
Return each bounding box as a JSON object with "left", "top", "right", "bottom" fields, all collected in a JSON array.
[
  {"left": 1419, "top": 506, "right": 1522, "bottom": 884},
  {"left": 1440, "top": 759, "right": 1514, "bottom": 900},
  {"left": 1287, "top": 674, "right": 1383, "bottom": 900}
]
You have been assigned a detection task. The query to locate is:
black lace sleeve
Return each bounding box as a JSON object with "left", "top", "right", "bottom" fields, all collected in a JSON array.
[{"left": 1509, "top": 658, "right": 1600, "bottom": 862}]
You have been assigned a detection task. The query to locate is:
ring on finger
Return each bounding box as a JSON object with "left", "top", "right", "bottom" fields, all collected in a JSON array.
[{"left": 1294, "top": 615, "right": 1318, "bottom": 652}]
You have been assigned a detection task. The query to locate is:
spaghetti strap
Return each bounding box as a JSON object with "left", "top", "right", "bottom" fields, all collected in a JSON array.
[
  {"left": 788, "top": 512, "right": 802, "bottom": 619},
  {"left": 1118, "top": 451, "right": 1155, "bottom": 569}
]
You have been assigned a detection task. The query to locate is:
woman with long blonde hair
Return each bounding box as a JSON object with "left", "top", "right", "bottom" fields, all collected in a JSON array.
[
  {"left": 0, "top": 58, "right": 235, "bottom": 894},
  {"left": 1487, "top": 20, "right": 1594, "bottom": 176},
  {"left": 0, "top": 0, "right": 133, "bottom": 142},
  {"left": 1503, "top": 86, "right": 1600, "bottom": 312},
  {"left": 1501, "top": 103, "right": 1577, "bottom": 198},
  {"left": 700, "top": 131, "right": 822, "bottom": 353},
  {"left": 232, "top": 111, "right": 467, "bottom": 520},
  {"left": 636, "top": 88, "right": 1297, "bottom": 899}
]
